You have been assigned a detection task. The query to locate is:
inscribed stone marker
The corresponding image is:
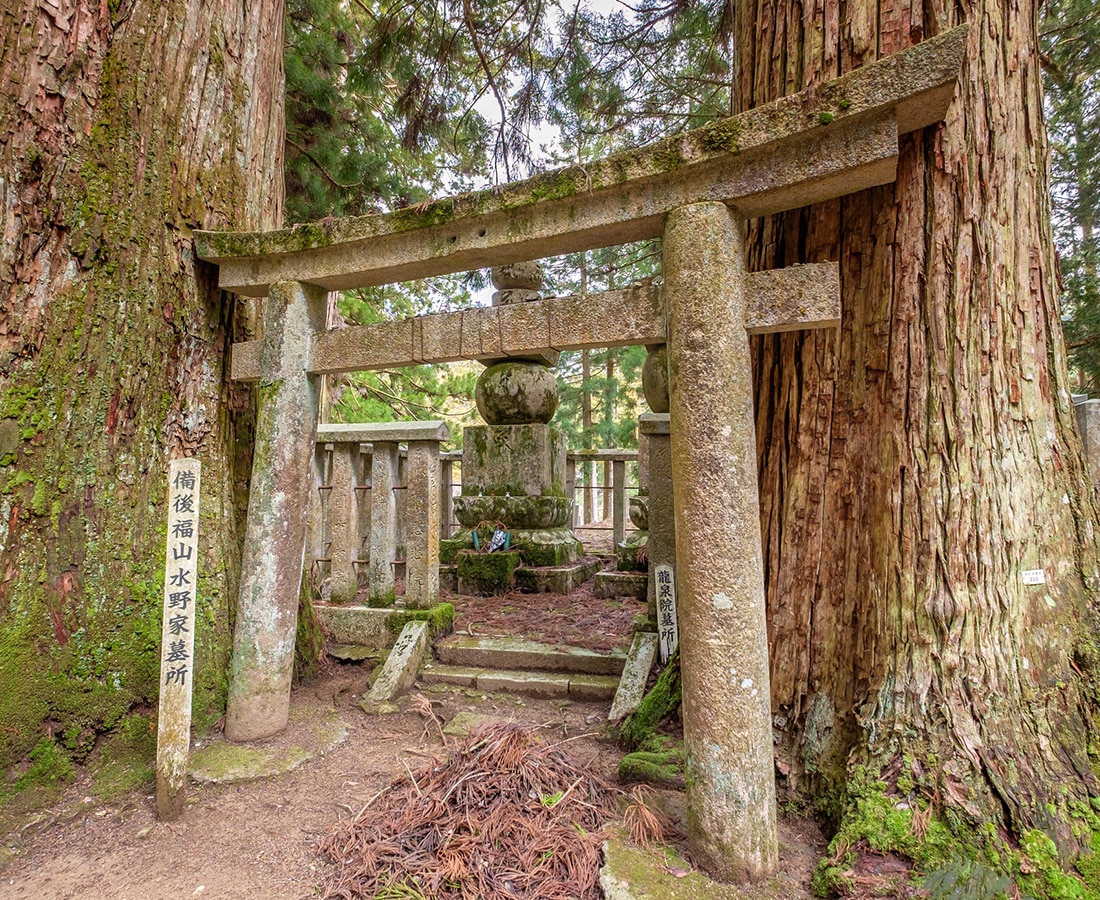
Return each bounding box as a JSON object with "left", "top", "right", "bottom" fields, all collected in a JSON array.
[
  {"left": 654, "top": 563, "right": 679, "bottom": 663},
  {"left": 156, "top": 459, "right": 201, "bottom": 820}
]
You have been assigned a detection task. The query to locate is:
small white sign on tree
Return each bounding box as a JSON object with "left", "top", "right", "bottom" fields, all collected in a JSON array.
[{"left": 156, "top": 458, "right": 201, "bottom": 820}]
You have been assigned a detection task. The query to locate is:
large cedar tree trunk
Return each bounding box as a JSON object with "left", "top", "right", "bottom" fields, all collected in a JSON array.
[
  {"left": 745, "top": 0, "right": 1100, "bottom": 856},
  {"left": 0, "top": 0, "right": 283, "bottom": 767}
]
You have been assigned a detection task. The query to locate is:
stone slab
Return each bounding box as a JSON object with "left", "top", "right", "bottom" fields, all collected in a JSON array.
[
  {"left": 196, "top": 27, "right": 967, "bottom": 296},
  {"left": 328, "top": 644, "right": 382, "bottom": 662},
  {"left": 421, "top": 662, "right": 483, "bottom": 687},
  {"left": 609, "top": 632, "right": 659, "bottom": 722},
  {"left": 366, "top": 620, "right": 430, "bottom": 702},
  {"left": 314, "top": 604, "right": 404, "bottom": 648},
  {"left": 477, "top": 670, "right": 573, "bottom": 696},
  {"left": 316, "top": 421, "right": 450, "bottom": 443},
  {"left": 442, "top": 710, "right": 494, "bottom": 737},
  {"left": 744, "top": 263, "right": 840, "bottom": 334},
  {"left": 190, "top": 708, "right": 347, "bottom": 785},
  {"left": 513, "top": 557, "right": 602, "bottom": 594},
  {"left": 230, "top": 266, "right": 839, "bottom": 381},
  {"left": 599, "top": 835, "right": 804, "bottom": 900},
  {"left": 436, "top": 635, "right": 626, "bottom": 676},
  {"left": 595, "top": 571, "right": 648, "bottom": 600},
  {"left": 461, "top": 424, "right": 567, "bottom": 497},
  {"left": 568, "top": 674, "right": 621, "bottom": 701}
]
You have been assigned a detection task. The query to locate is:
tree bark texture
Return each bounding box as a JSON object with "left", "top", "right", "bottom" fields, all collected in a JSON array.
[
  {"left": 0, "top": 0, "right": 283, "bottom": 766},
  {"left": 741, "top": 0, "right": 1100, "bottom": 852}
]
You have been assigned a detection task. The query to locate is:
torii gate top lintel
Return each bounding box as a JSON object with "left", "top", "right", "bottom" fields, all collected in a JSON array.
[{"left": 195, "top": 25, "right": 967, "bottom": 298}]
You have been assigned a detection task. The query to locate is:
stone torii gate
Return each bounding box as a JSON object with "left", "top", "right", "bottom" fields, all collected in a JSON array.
[{"left": 196, "top": 26, "right": 966, "bottom": 881}]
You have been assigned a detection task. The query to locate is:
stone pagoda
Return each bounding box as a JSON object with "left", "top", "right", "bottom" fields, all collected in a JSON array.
[{"left": 441, "top": 262, "right": 583, "bottom": 586}]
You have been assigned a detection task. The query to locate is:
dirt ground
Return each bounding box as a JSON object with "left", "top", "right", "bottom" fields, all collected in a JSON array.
[{"left": 0, "top": 551, "right": 831, "bottom": 900}]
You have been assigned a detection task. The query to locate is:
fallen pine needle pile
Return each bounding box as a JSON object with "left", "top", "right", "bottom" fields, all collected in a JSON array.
[{"left": 317, "top": 723, "right": 621, "bottom": 899}]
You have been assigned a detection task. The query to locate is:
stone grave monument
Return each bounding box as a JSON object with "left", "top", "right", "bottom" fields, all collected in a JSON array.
[{"left": 441, "top": 263, "right": 590, "bottom": 593}]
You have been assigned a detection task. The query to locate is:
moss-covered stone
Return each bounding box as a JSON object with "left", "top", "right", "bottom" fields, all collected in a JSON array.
[
  {"left": 619, "top": 736, "right": 685, "bottom": 789},
  {"left": 457, "top": 550, "right": 520, "bottom": 595},
  {"left": 475, "top": 360, "right": 559, "bottom": 425},
  {"left": 384, "top": 602, "right": 455, "bottom": 639},
  {"left": 618, "top": 650, "right": 681, "bottom": 752}
]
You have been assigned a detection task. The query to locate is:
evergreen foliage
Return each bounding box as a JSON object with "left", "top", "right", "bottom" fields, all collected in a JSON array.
[{"left": 1042, "top": 0, "right": 1100, "bottom": 390}]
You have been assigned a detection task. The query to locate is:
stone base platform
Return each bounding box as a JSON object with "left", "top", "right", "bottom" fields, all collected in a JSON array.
[
  {"left": 313, "top": 602, "right": 454, "bottom": 648},
  {"left": 440, "top": 556, "right": 602, "bottom": 595},
  {"left": 594, "top": 571, "right": 648, "bottom": 600}
]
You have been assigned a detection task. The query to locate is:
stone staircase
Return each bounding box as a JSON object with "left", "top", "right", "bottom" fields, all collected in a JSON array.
[{"left": 422, "top": 634, "right": 627, "bottom": 701}]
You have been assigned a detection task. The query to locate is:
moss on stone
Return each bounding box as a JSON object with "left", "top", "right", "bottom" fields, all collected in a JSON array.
[
  {"left": 385, "top": 602, "right": 455, "bottom": 639},
  {"left": 619, "top": 736, "right": 685, "bottom": 789},
  {"left": 618, "top": 649, "right": 681, "bottom": 751},
  {"left": 698, "top": 119, "right": 742, "bottom": 154},
  {"left": 457, "top": 550, "right": 520, "bottom": 594}
]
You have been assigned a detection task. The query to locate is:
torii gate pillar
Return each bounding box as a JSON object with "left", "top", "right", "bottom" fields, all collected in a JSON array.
[
  {"left": 225, "top": 280, "right": 325, "bottom": 742},
  {"left": 664, "top": 202, "right": 777, "bottom": 879}
]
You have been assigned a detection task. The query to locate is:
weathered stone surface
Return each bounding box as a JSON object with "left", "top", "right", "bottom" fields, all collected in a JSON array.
[
  {"left": 436, "top": 635, "right": 626, "bottom": 675},
  {"left": 642, "top": 346, "right": 670, "bottom": 413},
  {"left": 279, "top": 287, "right": 662, "bottom": 381},
  {"left": 629, "top": 494, "right": 648, "bottom": 531},
  {"left": 513, "top": 555, "right": 600, "bottom": 592},
  {"left": 232, "top": 267, "right": 838, "bottom": 383},
  {"left": 192, "top": 708, "right": 347, "bottom": 785},
  {"left": 609, "top": 633, "right": 659, "bottom": 722},
  {"left": 664, "top": 202, "right": 777, "bottom": 880},
  {"left": 327, "top": 442, "right": 360, "bottom": 603},
  {"left": 421, "top": 663, "right": 484, "bottom": 688},
  {"left": 640, "top": 414, "right": 674, "bottom": 623},
  {"left": 568, "top": 674, "right": 621, "bottom": 700},
  {"left": 226, "top": 281, "right": 326, "bottom": 743},
  {"left": 475, "top": 360, "right": 559, "bottom": 425},
  {"left": 442, "top": 710, "right": 493, "bottom": 736},
  {"left": 744, "top": 263, "right": 840, "bottom": 334},
  {"left": 453, "top": 495, "right": 572, "bottom": 530},
  {"left": 313, "top": 604, "right": 404, "bottom": 648},
  {"left": 594, "top": 570, "right": 648, "bottom": 600},
  {"left": 492, "top": 288, "right": 541, "bottom": 305},
  {"left": 492, "top": 260, "right": 543, "bottom": 290},
  {"left": 456, "top": 549, "right": 520, "bottom": 594},
  {"left": 1076, "top": 399, "right": 1100, "bottom": 487},
  {"left": 615, "top": 531, "right": 649, "bottom": 572},
  {"left": 369, "top": 442, "right": 400, "bottom": 605},
  {"left": 197, "top": 27, "right": 967, "bottom": 295},
  {"left": 404, "top": 440, "right": 442, "bottom": 609},
  {"left": 478, "top": 671, "right": 572, "bottom": 696},
  {"left": 316, "top": 421, "right": 450, "bottom": 443},
  {"left": 366, "top": 621, "right": 430, "bottom": 702},
  {"left": 460, "top": 424, "right": 567, "bottom": 497}
]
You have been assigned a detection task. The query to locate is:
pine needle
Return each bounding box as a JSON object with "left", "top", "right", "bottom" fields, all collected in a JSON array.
[{"left": 317, "top": 723, "right": 621, "bottom": 899}]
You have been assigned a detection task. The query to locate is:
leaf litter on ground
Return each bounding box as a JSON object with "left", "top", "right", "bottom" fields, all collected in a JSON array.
[{"left": 317, "top": 722, "right": 623, "bottom": 899}]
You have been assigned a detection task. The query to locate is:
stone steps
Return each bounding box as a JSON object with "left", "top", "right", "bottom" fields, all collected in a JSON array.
[
  {"left": 435, "top": 634, "right": 627, "bottom": 676},
  {"left": 421, "top": 662, "right": 620, "bottom": 700}
]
